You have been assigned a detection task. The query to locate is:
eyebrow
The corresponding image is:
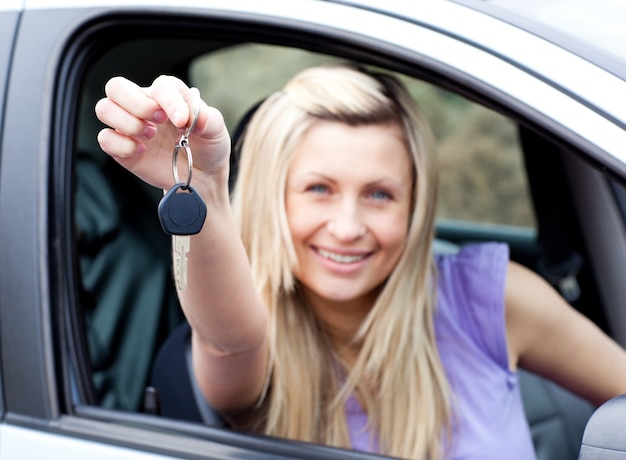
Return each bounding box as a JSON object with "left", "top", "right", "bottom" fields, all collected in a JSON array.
[
  {"left": 291, "top": 172, "right": 407, "bottom": 190},
  {"left": 289, "top": 172, "right": 335, "bottom": 183}
]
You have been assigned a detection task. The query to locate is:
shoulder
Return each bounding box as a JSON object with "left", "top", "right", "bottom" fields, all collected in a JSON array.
[
  {"left": 436, "top": 242, "right": 509, "bottom": 301},
  {"left": 435, "top": 242, "right": 511, "bottom": 368},
  {"left": 436, "top": 241, "right": 508, "bottom": 269}
]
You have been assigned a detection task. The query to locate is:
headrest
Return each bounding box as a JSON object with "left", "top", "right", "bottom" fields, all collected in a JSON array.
[{"left": 229, "top": 99, "right": 265, "bottom": 191}]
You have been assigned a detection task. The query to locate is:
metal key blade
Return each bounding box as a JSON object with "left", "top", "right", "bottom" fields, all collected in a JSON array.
[{"left": 174, "top": 235, "right": 190, "bottom": 290}]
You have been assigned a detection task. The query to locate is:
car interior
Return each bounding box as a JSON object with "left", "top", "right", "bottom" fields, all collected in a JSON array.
[{"left": 60, "top": 12, "right": 626, "bottom": 459}]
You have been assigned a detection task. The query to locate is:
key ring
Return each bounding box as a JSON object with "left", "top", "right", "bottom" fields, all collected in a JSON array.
[{"left": 172, "top": 88, "right": 200, "bottom": 189}]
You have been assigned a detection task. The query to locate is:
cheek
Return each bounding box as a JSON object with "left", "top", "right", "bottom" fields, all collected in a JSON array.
[
  {"left": 285, "top": 201, "right": 326, "bottom": 280},
  {"left": 376, "top": 211, "right": 410, "bottom": 255},
  {"left": 286, "top": 197, "right": 317, "bottom": 246},
  {"left": 383, "top": 227, "right": 408, "bottom": 256}
]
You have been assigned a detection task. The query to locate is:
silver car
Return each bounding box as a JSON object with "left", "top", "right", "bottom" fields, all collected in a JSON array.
[{"left": 0, "top": 0, "right": 624, "bottom": 458}]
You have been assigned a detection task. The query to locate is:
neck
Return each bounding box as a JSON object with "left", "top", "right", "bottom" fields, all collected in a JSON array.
[{"left": 300, "top": 286, "right": 381, "bottom": 365}]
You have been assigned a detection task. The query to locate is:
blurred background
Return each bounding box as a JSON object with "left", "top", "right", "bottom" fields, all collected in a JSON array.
[{"left": 190, "top": 43, "right": 535, "bottom": 230}]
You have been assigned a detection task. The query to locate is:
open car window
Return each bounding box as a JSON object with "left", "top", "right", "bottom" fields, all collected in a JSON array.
[{"left": 76, "top": 39, "right": 540, "bottom": 413}]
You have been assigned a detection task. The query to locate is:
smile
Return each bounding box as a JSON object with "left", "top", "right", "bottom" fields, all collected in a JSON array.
[{"left": 317, "top": 248, "right": 368, "bottom": 264}]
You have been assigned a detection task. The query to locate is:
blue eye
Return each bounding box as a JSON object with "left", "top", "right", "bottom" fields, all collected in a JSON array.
[
  {"left": 370, "top": 189, "right": 393, "bottom": 200},
  {"left": 307, "top": 184, "right": 329, "bottom": 194}
]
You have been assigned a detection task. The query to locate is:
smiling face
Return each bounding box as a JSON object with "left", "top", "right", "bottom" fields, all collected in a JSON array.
[{"left": 285, "top": 120, "right": 414, "bottom": 314}]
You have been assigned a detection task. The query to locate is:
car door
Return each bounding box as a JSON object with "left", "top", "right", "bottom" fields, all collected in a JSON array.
[
  {"left": 0, "top": 0, "right": 21, "bottom": 448},
  {"left": 0, "top": 2, "right": 21, "bottom": 150},
  {"left": 0, "top": 1, "right": 624, "bottom": 459}
]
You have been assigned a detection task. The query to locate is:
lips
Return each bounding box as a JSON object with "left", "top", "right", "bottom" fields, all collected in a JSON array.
[{"left": 316, "top": 247, "right": 370, "bottom": 264}]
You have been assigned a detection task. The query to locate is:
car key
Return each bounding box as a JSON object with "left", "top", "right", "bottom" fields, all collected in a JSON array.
[
  {"left": 158, "top": 184, "right": 206, "bottom": 289},
  {"left": 157, "top": 89, "right": 205, "bottom": 290}
]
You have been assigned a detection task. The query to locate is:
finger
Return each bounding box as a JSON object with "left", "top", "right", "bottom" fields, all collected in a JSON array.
[
  {"left": 104, "top": 76, "right": 165, "bottom": 122},
  {"left": 194, "top": 100, "right": 227, "bottom": 139},
  {"left": 97, "top": 127, "right": 145, "bottom": 158},
  {"left": 147, "top": 77, "right": 227, "bottom": 143},
  {"left": 148, "top": 75, "right": 196, "bottom": 129},
  {"left": 98, "top": 127, "right": 175, "bottom": 190},
  {"left": 95, "top": 97, "right": 158, "bottom": 140}
]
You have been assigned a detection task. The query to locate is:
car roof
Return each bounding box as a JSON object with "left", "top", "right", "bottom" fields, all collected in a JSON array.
[
  {"left": 20, "top": 0, "right": 626, "bottom": 75},
  {"left": 456, "top": 0, "right": 626, "bottom": 75},
  {"left": 18, "top": 0, "right": 626, "bottom": 59},
  {"left": 325, "top": 0, "right": 626, "bottom": 78}
]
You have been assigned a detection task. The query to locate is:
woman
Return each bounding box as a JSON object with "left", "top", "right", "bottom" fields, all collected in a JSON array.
[{"left": 95, "top": 64, "right": 626, "bottom": 459}]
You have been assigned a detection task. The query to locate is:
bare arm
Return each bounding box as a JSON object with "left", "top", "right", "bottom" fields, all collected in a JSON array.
[
  {"left": 182, "top": 183, "right": 269, "bottom": 412},
  {"left": 95, "top": 75, "right": 269, "bottom": 412},
  {"left": 505, "top": 262, "right": 626, "bottom": 406}
]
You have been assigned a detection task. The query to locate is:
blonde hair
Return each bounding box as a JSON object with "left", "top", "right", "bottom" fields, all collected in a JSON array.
[{"left": 231, "top": 64, "right": 450, "bottom": 459}]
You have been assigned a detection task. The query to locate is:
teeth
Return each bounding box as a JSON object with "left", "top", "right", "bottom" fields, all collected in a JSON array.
[{"left": 318, "top": 249, "right": 366, "bottom": 264}]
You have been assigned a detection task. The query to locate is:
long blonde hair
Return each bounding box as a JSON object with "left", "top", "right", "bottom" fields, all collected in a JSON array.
[{"left": 231, "top": 64, "right": 450, "bottom": 459}]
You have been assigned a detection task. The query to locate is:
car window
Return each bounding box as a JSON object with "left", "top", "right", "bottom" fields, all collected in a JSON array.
[
  {"left": 67, "top": 19, "right": 590, "bottom": 460},
  {"left": 75, "top": 39, "right": 540, "bottom": 419}
]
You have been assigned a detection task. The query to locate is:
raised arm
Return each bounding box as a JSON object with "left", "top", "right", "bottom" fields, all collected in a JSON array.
[
  {"left": 505, "top": 262, "right": 626, "bottom": 406},
  {"left": 95, "top": 75, "right": 269, "bottom": 412}
]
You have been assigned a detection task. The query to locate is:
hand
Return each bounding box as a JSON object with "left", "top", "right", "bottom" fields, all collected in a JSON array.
[{"left": 95, "top": 75, "right": 231, "bottom": 191}]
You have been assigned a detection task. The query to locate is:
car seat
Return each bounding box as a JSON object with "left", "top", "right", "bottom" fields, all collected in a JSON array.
[
  {"left": 76, "top": 150, "right": 184, "bottom": 410},
  {"left": 149, "top": 320, "right": 225, "bottom": 426},
  {"left": 519, "top": 370, "right": 595, "bottom": 459},
  {"left": 578, "top": 394, "right": 626, "bottom": 458}
]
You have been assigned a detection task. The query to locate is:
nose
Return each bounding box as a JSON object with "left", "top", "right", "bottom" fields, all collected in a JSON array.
[{"left": 326, "top": 200, "right": 366, "bottom": 241}]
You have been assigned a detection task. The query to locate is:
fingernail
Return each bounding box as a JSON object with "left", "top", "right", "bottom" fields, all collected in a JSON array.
[
  {"left": 136, "top": 142, "right": 146, "bottom": 155},
  {"left": 143, "top": 125, "right": 157, "bottom": 139},
  {"left": 173, "top": 110, "right": 185, "bottom": 127},
  {"left": 153, "top": 110, "right": 167, "bottom": 123}
]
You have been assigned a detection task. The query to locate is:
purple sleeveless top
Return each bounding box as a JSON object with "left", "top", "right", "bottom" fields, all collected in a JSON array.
[{"left": 347, "top": 243, "right": 536, "bottom": 459}]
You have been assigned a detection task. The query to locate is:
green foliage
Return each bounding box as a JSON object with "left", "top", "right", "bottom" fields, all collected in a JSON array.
[
  {"left": 437, "top": 106, "right": 535, "bottom": 227},
  {"left": 190, "top": 44, "right": 339, "bottom": 131}
]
